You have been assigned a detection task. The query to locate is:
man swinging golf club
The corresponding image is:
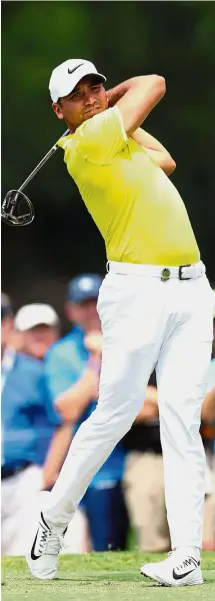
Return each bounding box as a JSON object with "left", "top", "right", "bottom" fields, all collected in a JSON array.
[{"left": 26, "top": 58, "right": 214, "bottom": 586}]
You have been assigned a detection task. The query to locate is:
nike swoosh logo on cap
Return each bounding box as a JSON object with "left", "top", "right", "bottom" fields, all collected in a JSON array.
[{"left": 68, "top": 63, "right": 84, "bottom": 75}]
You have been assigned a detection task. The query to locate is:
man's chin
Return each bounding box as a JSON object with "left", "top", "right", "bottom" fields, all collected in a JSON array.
[{"left": 83, "top": 107, "right": 103, "bottom": 120}]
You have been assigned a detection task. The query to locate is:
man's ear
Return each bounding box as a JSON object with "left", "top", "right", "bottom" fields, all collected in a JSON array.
[{"left": 52, "top": 102, "right": 64, "bottom": 120}]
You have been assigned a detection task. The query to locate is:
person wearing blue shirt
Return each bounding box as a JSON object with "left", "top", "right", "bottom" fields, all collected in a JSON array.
[
  {"left": 1, "top": 300, "right": 71, "bottom": 555},
  {"left": 45, "top": 274, "right": 128, "bottom": 552}
]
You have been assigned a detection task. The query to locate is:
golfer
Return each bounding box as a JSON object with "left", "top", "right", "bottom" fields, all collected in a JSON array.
[{"left": 27, "top": 59, "right": 214, "bottom": 586}]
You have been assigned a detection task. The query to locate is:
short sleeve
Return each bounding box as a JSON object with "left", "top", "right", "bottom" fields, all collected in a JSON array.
[
  {"left": 58, "top": 106, "right": 128, "bottom": 165},
  {"left": 44, "top": 345, "right": 79, "bottom": 402},
  {"left": 38, "top": 372, "right": 62, "bottom": 426}
]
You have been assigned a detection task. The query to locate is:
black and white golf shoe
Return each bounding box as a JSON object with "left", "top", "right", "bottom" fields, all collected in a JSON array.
[
  {"left": 141, "top": 549, "right": 203, "bottom": 587},
  {"left": 26, "top": 511, "right": 65, "bottom": 580}
]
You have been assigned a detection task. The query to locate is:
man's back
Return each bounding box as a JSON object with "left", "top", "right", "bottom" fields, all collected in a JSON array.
[{"left": 58, "top": 107, "right": 199, "bottom": 266}]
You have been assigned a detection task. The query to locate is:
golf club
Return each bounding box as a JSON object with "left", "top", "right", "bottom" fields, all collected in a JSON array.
[{"left": 1, "top": 128, "right": 70, "bottom": 226}]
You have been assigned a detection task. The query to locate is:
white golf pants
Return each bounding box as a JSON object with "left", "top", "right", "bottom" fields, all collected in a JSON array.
[{"left": 44, "top": 261, "right": 214, "bottom": 549}]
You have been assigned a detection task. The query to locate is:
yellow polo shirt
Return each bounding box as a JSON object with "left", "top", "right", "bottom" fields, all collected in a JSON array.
[{"left": 58, "top": 106, "right": 200, "bottom": 265}]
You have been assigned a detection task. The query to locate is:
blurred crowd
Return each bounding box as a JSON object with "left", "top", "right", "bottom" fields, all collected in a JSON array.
[{"left": 1, "top": 274, "right": 215, "bottom": 555}]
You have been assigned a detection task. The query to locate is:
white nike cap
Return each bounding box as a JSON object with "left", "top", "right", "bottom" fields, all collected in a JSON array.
[
  {"left": 49, "top": 59, "right": 106, "bottom": 103},
  {"left": 14, "top": 304, "right": 59, "bottom": 331}
]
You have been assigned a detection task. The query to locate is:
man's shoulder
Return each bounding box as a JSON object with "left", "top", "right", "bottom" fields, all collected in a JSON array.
[
  {"left": 61, "top": 110, "right": 111, "bottom": 156},
  {"left": 17, "top": 352, "right": 44, "bottom": 375},
  {"left": 59, "top": 108, "right": 125, "bottom": 168},
  {"left": 9, "top": 353, "right": 45, "bottom": 393},
  {"left": 76, "top": 107, "right": 118, "bottom": 137}
]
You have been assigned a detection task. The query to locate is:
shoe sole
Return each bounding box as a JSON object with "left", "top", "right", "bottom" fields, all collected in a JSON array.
[{"left": 141, "top": 568, "right": 203, "bottom": 587}]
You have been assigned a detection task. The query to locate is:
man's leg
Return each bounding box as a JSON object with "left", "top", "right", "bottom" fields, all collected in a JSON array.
[
  {"left": 42, "top": 273, "right": 167, "bottom": 530},
  {"left": 157, "top": 327, "right": 211, "bottom": 551},
  {"left": 141, "top": 275, "right": 213, "bottom": 585},
  {"left": 42, "top": 349, "right": 152, "bottom": 531},
  {"left": 26, "top": 273, "right": 166, "bottom": 578},
  {"left": 26, "top": 344, "right": 154, "bottom": 578}
]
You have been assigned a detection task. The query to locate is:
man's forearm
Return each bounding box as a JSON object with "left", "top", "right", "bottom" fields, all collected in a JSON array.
[
  {"left": 42, "top": 424, "right": 72, "bottom": 489},
  {"left": 55, "top": 368, "right": 98, "bottom": 423},
  {"left": 106, "top": 76, "right": 158, "bottom": 107},
  {"left": 107, "top": 80, "right": 175, "bottom": 175},
  {"left": 131, "top": 128, "right": 176, "bottom": 175},
  {"left": 131, "top": 128, "right": 168, "bottom": 152}
]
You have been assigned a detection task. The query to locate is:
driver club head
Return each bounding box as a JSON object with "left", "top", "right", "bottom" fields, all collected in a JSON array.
[{"left": 1, "top": 189, "right": 35, "bottom": 226}]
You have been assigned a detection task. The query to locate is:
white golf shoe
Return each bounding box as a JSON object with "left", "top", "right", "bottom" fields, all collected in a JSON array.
[
  {"left": 26, "top": 511, "right": 65, "bottom": 580},
  {"left": 141, "top": 549, "right": 203, "bottom": 587}
]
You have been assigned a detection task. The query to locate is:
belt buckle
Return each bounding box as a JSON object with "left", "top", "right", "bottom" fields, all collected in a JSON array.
[
  {"left": 161, "top": 267, "right": 171, "bottom": 281},
  {"left": 179, "top": 264, "right": 191, "bottom": 280}
]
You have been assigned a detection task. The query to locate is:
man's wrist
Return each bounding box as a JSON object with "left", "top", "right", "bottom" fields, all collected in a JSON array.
[
  {"left": 107, "top": 82, "right": 129, "bottom": 107},
  {"left": 87, "top": 356, "right": 101, "bottom": 375}
]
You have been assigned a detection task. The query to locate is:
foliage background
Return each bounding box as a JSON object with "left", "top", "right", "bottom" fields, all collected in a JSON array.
[{"left": 2, "top": 1, "right": 215, "bottom": 324}]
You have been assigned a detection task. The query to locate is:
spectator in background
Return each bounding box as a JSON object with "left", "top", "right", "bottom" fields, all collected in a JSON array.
[
  {"left": 1, "top": 292, "right": 21, "bottom": 463},
  {"left": 45, "top": 274, "right": 129, "bottom": 553},
  {"left": 1, "top": 302, "right": 71, "bottom": 555},
  {"left": 122, "top": 371, "right": 170, "bottom": 552},
  {"left": 201, "top": 290, "right": 215, "bottom": 550}
]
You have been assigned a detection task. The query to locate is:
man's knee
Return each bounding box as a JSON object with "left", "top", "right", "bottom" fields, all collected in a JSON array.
[{"left": 93, "top": 403, "right": 137, "bottom": 441}]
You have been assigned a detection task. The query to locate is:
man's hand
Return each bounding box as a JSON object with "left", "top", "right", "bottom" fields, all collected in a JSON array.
[
  {"left": 84, "top": 331, "right": 102, "bottom": 356},
  {"left": 201, "top": 386, "right": 215, "bottom": 422},
  {"left": 55, "top": 331, "right": 102, "bottom": 423},
  {"left": 135, "top": 386, "right": 159, "bottom": 423}
]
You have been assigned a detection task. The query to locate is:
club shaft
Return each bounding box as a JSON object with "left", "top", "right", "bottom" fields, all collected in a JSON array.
[{"left": 18, "top": 129, "right": 70, "bottom": 193}]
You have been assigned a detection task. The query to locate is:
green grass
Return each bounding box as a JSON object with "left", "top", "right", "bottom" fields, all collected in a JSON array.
[{"left": 2, "top": 552, "right": 215, "bottom": 601}]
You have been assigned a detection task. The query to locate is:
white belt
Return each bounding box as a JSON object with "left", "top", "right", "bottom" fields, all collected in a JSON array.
[{"left": 107, "top": 260, "right": 205, "bottom": 281}]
